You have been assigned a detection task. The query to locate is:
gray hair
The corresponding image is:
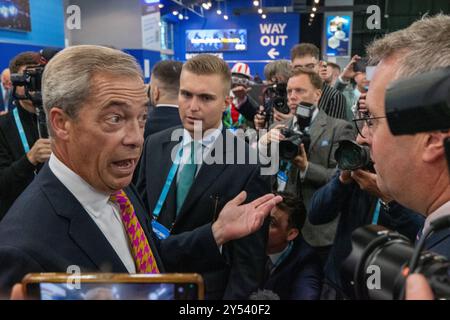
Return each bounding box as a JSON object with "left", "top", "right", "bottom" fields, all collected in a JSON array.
[
  {"left": 367, "top": 14, "right": 450, "bottom": 79},
  {"left": 42, "top": 45, "right": 143, "bottom": 135},
  {"left": 264, "top": 60, "right": 292, "bottom": 82}
]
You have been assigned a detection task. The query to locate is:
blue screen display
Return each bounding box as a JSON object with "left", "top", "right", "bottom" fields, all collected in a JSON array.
[
  {"left": 0, "top": 0, "right": 31, "bottom": 32},
  {"left": 186, "top": 29, "right": 247, "bottom": 53}
]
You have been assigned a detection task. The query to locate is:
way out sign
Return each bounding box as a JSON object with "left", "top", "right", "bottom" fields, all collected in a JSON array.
[{"left": 259, "top": 23, "right": 289, "bottom": 59}]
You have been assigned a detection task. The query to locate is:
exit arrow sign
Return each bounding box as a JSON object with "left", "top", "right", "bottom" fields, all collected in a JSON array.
[{"left": 267, "top": 48, "right": 280, "bottom": 59}]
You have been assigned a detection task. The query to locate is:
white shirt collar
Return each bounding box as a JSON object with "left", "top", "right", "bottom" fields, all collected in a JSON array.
[
  {"left": 269, "top": 242, "right": 291, "bottom": 265},
  {"left": 182, "top": 122, "right": 223, "bottom": 150},
  {"left": 423, "top": 201, "right": 450, "bottom": 234},
  {"left": 155, "top": 104, "right": 178, "bottom": 108},
  {"left": 49, "top": 153, "right": 111, "bottom": 217}
]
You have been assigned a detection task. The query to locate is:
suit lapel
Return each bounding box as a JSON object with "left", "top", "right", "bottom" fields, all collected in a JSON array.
[
  {"left": 309, "top": 110, "right": 328, "bottom": 151},
  {"left": 175, "top": 129, "right": 233, "bottom": 223},
  {"left": 39, "top": 165, "right": 127, "bottom": 272},
  {"left": 425, "top": 228, "right": 450, "bottom": 251}
]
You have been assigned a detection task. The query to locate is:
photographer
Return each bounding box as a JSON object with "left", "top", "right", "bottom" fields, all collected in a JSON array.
[
  {"left": 364, "top": 14, "right": 450, "bottom": 260},
  {"left": 308, "top": 111, "right": 424, "bottom": 299},
  {"left": 0, "top": 52, "right": 51, "bottom": 220},
  {"left": 254, "top": 60, "right": 292, "bottom": 130},
  {"left": 259, "top": 67, "right": 355, "bottom": 259},
  {"left": 334, "top": 55, "right": 370, "bottom": 121}
]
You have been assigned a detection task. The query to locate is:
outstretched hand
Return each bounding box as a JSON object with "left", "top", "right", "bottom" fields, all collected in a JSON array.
[{"left": 212, "top": 192, "right": 283, "bottom": 246}]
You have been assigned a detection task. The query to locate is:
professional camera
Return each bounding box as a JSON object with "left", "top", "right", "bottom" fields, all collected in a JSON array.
[
  {"left": 342, "top": 224, "right": 450, "bottom": 300},
  {"left": 278, "top": 102, "right": 314, "bottom": 160},
  {"left": 343, "top": 67, "right": 450, "bottom": 300},
  {"left": 263, "top": 82, "right": 289, "bottom": 115},
  {"left": 334, "top": 140, "right": 372, "bottom": 171},
  {"left": 10, "top": 48, "right": 60, "bottom": 138}
]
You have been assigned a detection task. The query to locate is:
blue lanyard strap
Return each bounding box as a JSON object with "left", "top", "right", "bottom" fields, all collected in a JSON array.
[
  {"left": 372, "top": 199, "right": 381, "bottom": 225},
  {"left": 13, "top": 108, "right": 30, "bottom": 153},
  {"left": 152, "top": 146, "right": 183, "bottom": 219}
]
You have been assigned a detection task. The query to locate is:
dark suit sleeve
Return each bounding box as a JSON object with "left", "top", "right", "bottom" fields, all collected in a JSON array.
[
  {"left": 0, "top": 246, "right": 45, "bottom": 298},
  {"left": 308, "top": 171, "right": 355, "bottom": 225},
  {"left": 223, "top": 165, "right": 271, "bottom": 299},
  {"left": 305, "top": 120, "right": 355, "bottom": 188},
  {"left": 291, "top": 257, "right": 323, "bottom": 300},
  {"left": 237, "top": 96, "right": 258, "bottom": 123},
  {"left": 158, "top": 223, "right": 226, "bottom": 273},
  {"left": 0, "top": 127, "right": 36, "bottom": 216}
]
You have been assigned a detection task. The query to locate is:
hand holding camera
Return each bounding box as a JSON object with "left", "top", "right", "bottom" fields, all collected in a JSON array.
[
  {"left": 26, "top": 138, "right": 51, "bottom": 166},
  {"left": 340, "top": 55, "right": 362, "bottom": 82}
]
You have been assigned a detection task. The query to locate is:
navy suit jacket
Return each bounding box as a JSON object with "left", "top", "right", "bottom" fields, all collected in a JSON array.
[
  {"left": 144, "top": 105, "right": 181, "bottom": 139},
  {"left": 0, "top": 163, "right": 224, "bottom": 297},
  {"left": 136, "top": 127, "right": 271, "bottom": 299},
  {"left": 262, "top": 237, "right": 323, "bottom": 300}
]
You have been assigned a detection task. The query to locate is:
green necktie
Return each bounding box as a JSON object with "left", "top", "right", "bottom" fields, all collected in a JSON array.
[{"left": 176, "top": 141, "right": 197, "bottom": 215}]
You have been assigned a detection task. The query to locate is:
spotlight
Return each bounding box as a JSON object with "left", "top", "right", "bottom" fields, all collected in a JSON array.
[
  {"left": 253, "top": 0, "right": 259, "bottom": 6},
  {"left": 178, "top": 13, "right": 184, "bottom": 20},
  {"left": 310, "top": 13, "right": 315, "bottom": 18},
  {"left": 216, "top": 9, "right": 222, "bottom": 15},
  {"left": 314, "top": 0, "right": 319, "bottom": 3},
  {"left": 312, "top": 7, "right": 317, "bottom": 12},
  {"left": 158, "top": 4, "right": 164, "bottom": 9},
  {"left": 223, "top": 14, "right": 229, "bottom": 20},
  {"left": 258, "top": 8, "right": 263, "bottom": 14},
  {"left": 172, "top": 10, "right": 178, "bottom": 15},
  {"left": 261, "top": 14, "right": 267, "bottom": 19}
]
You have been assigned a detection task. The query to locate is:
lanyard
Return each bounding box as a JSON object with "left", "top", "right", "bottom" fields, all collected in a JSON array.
[
  {"left": 13, "top": 107, "right": 30, "bottom": 153},
  {"left": 372, "top": 199, "right": 381, "bottom": 225},
  {"left": 152, "top": 145, "right": 183, "bottom": 219}
]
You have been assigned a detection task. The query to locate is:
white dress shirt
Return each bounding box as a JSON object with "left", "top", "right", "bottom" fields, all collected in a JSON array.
[
  {"left": 177, "top": 123, "right": 223, "bottom": 182},
  {"left": 49, "top": 154, "right": 136, "bottom": 273}
]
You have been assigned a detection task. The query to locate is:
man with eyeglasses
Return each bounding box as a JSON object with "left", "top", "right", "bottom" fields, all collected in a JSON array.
[
  {"left": 363, "top": 14, "right": 450, "bottom": 265},
  {"left": 290, "top": 43, "right": 347, "bottom": 120},
  {"left": 308, "top": 106, "right": 424, "bottom": 300}
]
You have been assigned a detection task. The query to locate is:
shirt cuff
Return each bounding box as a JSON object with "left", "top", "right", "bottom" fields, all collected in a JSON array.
[{"left": 339, "top": 75, "right": 350, "bottom": 84}]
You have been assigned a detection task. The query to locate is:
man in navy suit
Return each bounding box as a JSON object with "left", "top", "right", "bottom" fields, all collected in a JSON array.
[
  {"left": 261, "top": 192, "right": 322, "bottom": 300},
  {"left": 0, "top": 45, "right": 282, "bottom": 298},
  {"left": 136, "top": 54, "right": 272, "bottom": 299},
  {"left": 0, "top": 68, "right": 12, "bottom": 114},
  {"left": 363, "top": 15, "right": 450, "bottom": 260},
  {"left": 144, "top": 60, "right": 182, "bottom": 139}
]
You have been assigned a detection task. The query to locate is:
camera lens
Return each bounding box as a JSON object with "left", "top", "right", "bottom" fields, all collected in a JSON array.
[{"left": 335, "top": 140, "right": 371, "bottom": 171}]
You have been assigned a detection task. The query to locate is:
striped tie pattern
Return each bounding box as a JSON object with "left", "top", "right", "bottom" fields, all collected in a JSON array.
[{"left": 110, "top": 190, "right": 159, "bottom": 274}]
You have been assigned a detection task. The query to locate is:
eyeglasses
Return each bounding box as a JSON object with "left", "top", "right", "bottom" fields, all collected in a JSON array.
[
  {"left": 352, "top": 111, "right": 387, "bottom": 138},
  {"left": 293, "top": 63, "right": 317, "bottom": 70}
]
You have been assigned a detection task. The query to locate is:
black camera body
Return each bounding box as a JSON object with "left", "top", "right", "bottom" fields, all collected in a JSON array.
[
  {"left": 334, "top": 140, "right": 373, "bottom": 171},
  {"left": 11, "top": 65, "right": 44, "bottom": 105},
  {"left": 278, "top": 103, "right": 314, "bottom": 160},
  {"left": 342, "top": 225, "right": 450, "bottom": 300},
  {"left": 263, "top": 82, "right": 289, "bottom": 116}
]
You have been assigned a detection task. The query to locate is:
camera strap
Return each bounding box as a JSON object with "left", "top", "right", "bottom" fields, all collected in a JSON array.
[
  {"left": 371, "top": 199, "right": 381, "bottom": 225},
  {"left": 12, "top": 107, "right": 30, "bottom": 153}
]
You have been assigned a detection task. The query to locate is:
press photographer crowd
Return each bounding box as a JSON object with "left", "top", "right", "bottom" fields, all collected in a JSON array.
[{"left": 0, "top": 11, "right": 449, "bottom": 301}]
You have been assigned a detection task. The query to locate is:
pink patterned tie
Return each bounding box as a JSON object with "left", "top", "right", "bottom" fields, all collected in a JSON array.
[{"left": 110, "top": 190, "right": 159, "bottom": 274}]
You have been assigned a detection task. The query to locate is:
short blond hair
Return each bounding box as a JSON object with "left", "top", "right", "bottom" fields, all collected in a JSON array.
[
  {"left": 182, "top": 54, "right": 231, "bottom": 95},
  {"left": 367, "top": 14, "right": 450, "bottom": 79}
]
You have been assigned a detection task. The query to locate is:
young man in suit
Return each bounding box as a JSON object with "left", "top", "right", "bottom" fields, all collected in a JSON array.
[
  {"left": 364, "top": 14, "right": 450, "bottom": 259},
  {"left": 136, "top": 54, "right": 272, "bottom": 299},
  {"left": 0, "top": 45, "right": 282, "bottom": 298},
  {"left": 144, "top": 60, "right": 183, "bottom": 138},
  {"left": 261, "top": 192, "right": 322, "bottom": 300},
  {"left": 0, "top": 52, "right": 52, "bottom": 219},
  {"left": 259, "top": 67, "right": 355, "bottom": 261}
]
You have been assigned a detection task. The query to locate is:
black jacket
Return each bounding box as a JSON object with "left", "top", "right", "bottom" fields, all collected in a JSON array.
[{"left": 0, "top": 103, "right": 40, "bottom": 219}]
